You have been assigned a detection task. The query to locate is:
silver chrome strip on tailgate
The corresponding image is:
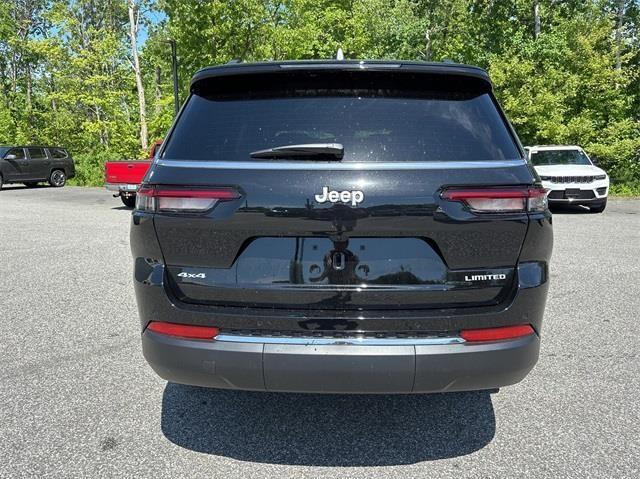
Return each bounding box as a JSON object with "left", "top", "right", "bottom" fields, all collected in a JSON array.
[
  {"left": 214, "top": 334, "right": 465, "bottom": 346},
  {"left": 156, "top": 159, "right": 525, "bottom": 171}
]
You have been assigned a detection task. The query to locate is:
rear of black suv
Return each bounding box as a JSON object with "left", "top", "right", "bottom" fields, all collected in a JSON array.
[{"left": 132, "top": 61, "right": 552, "bottom": 394}]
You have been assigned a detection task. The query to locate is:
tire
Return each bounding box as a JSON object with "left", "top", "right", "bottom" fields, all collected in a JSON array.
[
  {"left": 49, "top": 169, "right": 66, "bottom": 187},
  {"left": 121, "top": 194, "right": 137, "bottom": 208},
  {"left": 23, "top": 182, "right": 38, "bottom": 188},
  {"left": 590, "top": 198, "right": 607, "bottom": 213},
  {"left": 0, "top": 174, "right": 3, "bottom": 190}
]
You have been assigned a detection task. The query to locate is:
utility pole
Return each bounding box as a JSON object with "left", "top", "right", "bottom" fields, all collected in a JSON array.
[{"left": 164, "top": 39, "right": 179, "bottom": 116}]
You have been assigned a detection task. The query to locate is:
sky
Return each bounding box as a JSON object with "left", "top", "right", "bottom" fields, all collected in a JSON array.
[{"left": 137, "top": 8, "right": 166, "bottom": 46}]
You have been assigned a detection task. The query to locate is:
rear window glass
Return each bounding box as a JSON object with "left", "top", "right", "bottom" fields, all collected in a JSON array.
[{"left": 164, "top": 85, "right": 520, "bottom": 163}]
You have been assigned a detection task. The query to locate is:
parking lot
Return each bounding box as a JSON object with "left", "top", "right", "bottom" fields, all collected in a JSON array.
[{"left": 0, "top": 185, "right": 638, "bottom": 478}]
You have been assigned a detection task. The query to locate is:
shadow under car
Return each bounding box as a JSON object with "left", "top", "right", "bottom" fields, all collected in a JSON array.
[{"left": 161, "top": 383, "right": 496, "bottom": 466}]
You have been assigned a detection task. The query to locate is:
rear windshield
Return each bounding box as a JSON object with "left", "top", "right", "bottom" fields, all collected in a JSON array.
[
  {"left": 530, "top": 149, "right": 591, "bottom": 166},
  {"left": 164, "top": 84, "right": 520, "bottom": 163}
]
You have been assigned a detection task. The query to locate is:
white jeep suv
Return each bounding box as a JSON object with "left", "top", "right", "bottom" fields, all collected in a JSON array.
[{"left": 526, "top": 145, "right": 609, "bottom": 213}]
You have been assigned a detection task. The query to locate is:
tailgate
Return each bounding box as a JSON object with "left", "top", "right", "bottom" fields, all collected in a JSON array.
[
  {"left": 105, "top": 161, "right": 151, "bottom": 185},
  {"left": 151, "top": 163, "right": 530, "bottom": 310}
]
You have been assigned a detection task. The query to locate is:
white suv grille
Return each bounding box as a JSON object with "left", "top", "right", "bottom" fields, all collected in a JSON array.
[{"left": 543, "top": 176, "right": 594, "bottom": 184}]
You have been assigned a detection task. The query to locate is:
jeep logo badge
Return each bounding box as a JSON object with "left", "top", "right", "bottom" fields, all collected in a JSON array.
[{"left": 315, "top": 186, "right": 364, "bottom": 207}]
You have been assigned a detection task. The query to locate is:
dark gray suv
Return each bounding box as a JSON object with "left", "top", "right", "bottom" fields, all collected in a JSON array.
[
  {"left": 132, "top": 60, "right": 553, "bottom": 394},
  {"left": 0, "top": 145, "right": 76, "bottom": 189}
]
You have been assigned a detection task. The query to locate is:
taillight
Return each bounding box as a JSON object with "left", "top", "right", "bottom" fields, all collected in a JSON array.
[
  {"left": 135, "top": 186, "right": 240, "bottom": 213},
  {"left": 441, "top": 187, "right": 548, "bottom": 213},
  {"left": 460, "top": 324, "right": 534, "bottom": 342},
  {"left": 146, "top": 321, "right": 220, "bottom": 340}
]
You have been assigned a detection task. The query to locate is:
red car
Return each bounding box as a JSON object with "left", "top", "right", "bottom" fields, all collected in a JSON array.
[{"left": 105, "top": 141, "right": 161, "bottom": 207}]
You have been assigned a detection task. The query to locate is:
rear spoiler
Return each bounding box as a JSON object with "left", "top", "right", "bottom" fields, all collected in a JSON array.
[{"left": 190, "top": 60, "right": 493, "bottom": 95}]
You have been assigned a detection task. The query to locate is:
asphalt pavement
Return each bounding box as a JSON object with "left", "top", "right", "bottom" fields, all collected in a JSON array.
[{"left": 0, "top": 185, "right": 638, "bottom": 478}]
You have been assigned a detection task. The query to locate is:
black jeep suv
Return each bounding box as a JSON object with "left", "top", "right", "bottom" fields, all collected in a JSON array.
[
  {"left": 132, "top": 61, "right": 552, "bottom": 394},
  {"left": 0, "top": 145, "right": 75, "bottom": 189}
]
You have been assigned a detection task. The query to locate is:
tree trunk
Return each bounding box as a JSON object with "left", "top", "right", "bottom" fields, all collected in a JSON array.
[
  {"left": 154, "top": 66, "right": 162, "bottom": 116},
  {"left": 50, "top": 74, "right": 57, "bottom": 113},
  {"left": 425, "top": 28, "right": 433, "bottom": 61},
  {"left": 128, "top": 0, "right": 148, "bottom": 152},
  {"left": 533, "top": 1, "right": 541, "bottom": 40},
  {"left": 26, "top": 62, "right": 34, "bottom": 139},
  {"left": 615, "top": 0, "right": 625, "bottom": 71},
  {"left": 11, "top": 52, "right": 18, "bottom": 93}
]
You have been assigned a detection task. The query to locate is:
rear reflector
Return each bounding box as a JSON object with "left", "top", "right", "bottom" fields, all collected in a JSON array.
[
  {"left": 146, "top": 321, "right": 220, "bottom": 340},
  {"left": 442, "top": 187, "right": 548, "bottom": 213},
  {"left": 136, "top": 186, "right": 240, "bottom": 213},
  {"left": 460, "top": 324, "right": 535, "bottom": 342}
]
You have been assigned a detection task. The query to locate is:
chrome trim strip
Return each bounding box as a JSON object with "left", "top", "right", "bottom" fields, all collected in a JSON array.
[
  {"left": 156, "top": 159, "right": 525, "bottom": 171},
  {"left": 214, "top": 334, "right": 465, "bottom": 346}
]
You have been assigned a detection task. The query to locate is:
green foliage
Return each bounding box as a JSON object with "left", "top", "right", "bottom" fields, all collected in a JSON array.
[
  {"left": 487, "top": 3, "right": 640, "bottom": 185},
  {"left": 1, "top": 0, "right": 639, "bottom": 187},
  {"left": 609, "top": 182, "right": 640, "bottom": 196},
  {"left": 68, "top": 150, "right": 113, "bottom": 186}
]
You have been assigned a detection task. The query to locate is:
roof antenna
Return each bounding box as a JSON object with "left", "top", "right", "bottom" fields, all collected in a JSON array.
[{"left": 336, "top": 48, "right": 344, "bottom": 60}]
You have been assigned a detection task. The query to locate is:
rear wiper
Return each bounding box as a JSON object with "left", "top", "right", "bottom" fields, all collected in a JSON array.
[{"left": 249, "top": 143, "right": 344, "bottom": 159}]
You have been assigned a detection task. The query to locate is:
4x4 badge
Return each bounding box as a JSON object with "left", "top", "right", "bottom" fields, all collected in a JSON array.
[
  {"left": 315, "top": 186, "right": 364, "bottom": 207},
  {"left": 177, "top": 272, "right": 206, "bottom": 279}
]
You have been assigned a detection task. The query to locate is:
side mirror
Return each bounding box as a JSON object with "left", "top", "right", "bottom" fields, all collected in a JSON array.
[{"left": 4, "top": 154, "right": 17, "bottom": 160}]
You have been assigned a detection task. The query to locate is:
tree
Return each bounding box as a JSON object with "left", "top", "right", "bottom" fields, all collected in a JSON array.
[{"left": 128, "top": 0, "right": 148, "bottom": 151}]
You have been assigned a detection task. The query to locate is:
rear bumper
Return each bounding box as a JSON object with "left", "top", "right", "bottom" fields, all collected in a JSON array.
[
  {"left": 142, "top": 330, "right": 539, "bottom": 393},
  {"left": 105, "top": 183, "right": 139, "bottom": 193}
]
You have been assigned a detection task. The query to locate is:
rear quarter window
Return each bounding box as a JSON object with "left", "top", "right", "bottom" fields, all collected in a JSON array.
[
  {"left": 164, "top": 75, "right": 520, "bottom": 163},
  {"left": 49, "top": 148, "right": 68, "bottom": 159}
]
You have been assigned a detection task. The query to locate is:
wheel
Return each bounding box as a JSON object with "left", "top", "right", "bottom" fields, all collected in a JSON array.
[
  {"left": 121, "top": 194, "right": 137, "bottom": 208},
  {"left": 0, "top": 174, "right": 3, "bottom": 190},
  {"left": 49, "top": 169, "right": 66, "bottom": 187},
  {"left": 23, "top": 182, "right": 38, "bottom": 188},
  {"left": 590, "top": 198, "right": 607, "bottom": 213}
]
